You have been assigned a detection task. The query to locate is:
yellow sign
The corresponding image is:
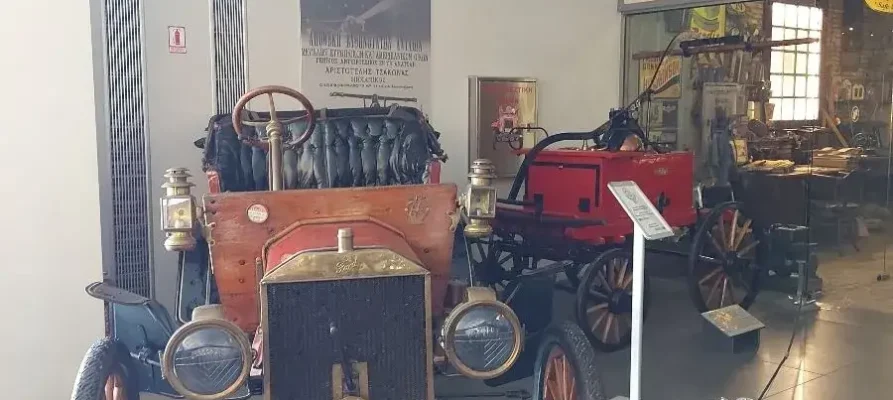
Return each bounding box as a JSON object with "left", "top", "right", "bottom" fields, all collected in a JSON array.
[
  {"left": 865, "top": 0, "right": 893, "bottom": 13},
  {"left": 689, "top": 6, "right": 726, "bottom": 37},
  {"left": 640, "top": 56, "right": 682, "bottom": 99}
]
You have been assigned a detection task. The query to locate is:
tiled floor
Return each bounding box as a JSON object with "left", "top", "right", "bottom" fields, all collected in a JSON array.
[{"left": 437, "top": 233, "right": 893, "bottom": 399}]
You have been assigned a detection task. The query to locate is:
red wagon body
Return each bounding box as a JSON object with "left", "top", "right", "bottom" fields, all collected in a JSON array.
[{"left": 496, "top": 149, "right": 696, "bottom": 244}]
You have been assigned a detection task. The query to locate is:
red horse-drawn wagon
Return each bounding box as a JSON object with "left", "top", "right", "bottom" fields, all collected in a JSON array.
[{"left": 466, "top": 108, "right": 764, "bottom": 352}]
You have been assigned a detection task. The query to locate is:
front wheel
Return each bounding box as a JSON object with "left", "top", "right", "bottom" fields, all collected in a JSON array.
[
  {"left": 575, "top": 248, "right": 649, "bottom": 352},
  {"left": 687, "top": 201, "right": 763, "bottom": 312},
  {"left": 532, "top": 321, "right": 607, "bottom": 400},
  {"left": 72, "top": 338, "right": 139, "bottom": 400}
]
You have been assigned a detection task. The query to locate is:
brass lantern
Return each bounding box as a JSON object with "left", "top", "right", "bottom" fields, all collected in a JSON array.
[
  {"left": 160, "top": 168, "right": 197, "bottom": 251},
  {"left": 462, "top": 159, "right": 497, "bottom": 239}
]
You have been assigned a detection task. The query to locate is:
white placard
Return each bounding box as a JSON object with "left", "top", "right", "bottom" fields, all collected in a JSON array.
[
  {"left": 168, "top": 26, "right": 186, "bottom": 54},
  {"left": 607, "top": 181, "right": 674, "bottom": 240}
]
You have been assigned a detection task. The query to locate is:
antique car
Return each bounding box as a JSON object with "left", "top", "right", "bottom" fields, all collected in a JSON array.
[
  {"left": 466, "top": 107, "right": 765, "bottom": 352},
  {"left": 71, "top": 85, "right": 607, "bottom": 400}
]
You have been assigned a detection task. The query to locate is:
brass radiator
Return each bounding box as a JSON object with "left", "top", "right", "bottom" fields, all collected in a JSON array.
[{"left": 260, "top": 248, "right": 433, "bottom": 400}]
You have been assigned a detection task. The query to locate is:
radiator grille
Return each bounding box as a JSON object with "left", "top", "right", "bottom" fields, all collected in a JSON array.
[
  {"left": 211, "top": 0, "right": 247, "bottom": 114},
  {"left": 264, "top": 276, "right": 430, "bottom": 400},
  {"left": 104, "top": 0, "right": 151, "bottom": 297}
]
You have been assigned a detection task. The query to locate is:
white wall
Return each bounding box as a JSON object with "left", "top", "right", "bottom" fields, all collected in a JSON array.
[
  {"left": 144, "top": 0, "right": 307, "bottom": 309},
  {"left": 143, "top": 0, "right": 214, "bottom": 312},
  {"left": 430, "top": 0, "right": 623, "bottom": 184},
  {"left": 246, "top": 0, "right": 302, "bottom": 91},
  {"left": 0, "top": 0, "right": 105, "bottom": 398}
]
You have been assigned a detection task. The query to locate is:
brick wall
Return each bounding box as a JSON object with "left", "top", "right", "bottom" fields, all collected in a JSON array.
[
  {"left": 822, "top": 0, "right": 893, "bottom": 122},
  {"left": 822, "top": 0, "right": 844, "bottom": 116}
]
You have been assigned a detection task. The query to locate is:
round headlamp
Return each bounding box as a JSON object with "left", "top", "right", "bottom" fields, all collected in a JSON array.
[
  {"left": 162, "top": 318, "right": 251, "bottom": 400},
  {"left": 441, "top": 287, "right": 523, "bottom": 379}
]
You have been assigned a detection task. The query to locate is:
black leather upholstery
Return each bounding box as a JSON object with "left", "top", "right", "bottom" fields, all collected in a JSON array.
[{"left": 202, "top": 106, "right": 445, "bottom": 192}]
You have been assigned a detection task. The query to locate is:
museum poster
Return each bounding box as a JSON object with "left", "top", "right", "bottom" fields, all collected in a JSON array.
[
  {"left": 639, "top": 56, "right": 681, "bottom": 99},
  {"left": 474, "top": 79, "right": 537, "bottom": 177},
  {"left": 300, "top": 0, "right": 431, "bottom": 109}
]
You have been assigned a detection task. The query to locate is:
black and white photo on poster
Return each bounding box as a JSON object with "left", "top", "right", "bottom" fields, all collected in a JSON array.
[{"left": 300, "top": 0, "right": 431, "bottom": 110}]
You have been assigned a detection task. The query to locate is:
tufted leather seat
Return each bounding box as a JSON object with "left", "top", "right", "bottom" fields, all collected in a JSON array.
[{"left": 201, "top": 106, "right": 445, "bottom": 192}]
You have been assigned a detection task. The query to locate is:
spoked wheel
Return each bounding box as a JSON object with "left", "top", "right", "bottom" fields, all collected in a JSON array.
[
  {"left": 533, "top": 321, "right": 607, "bottom": 400},
  {"left": 72, "top": 338, "right": 138, "bottom": 400},
  {"left": 104, "top": 372, "right": 129, "bottom": 400},
  {"left": 688, "top": 201, "right": 763, "bottom": 312},
  {"left": 575, "top": 248, "right": 649, "bottom": 352},
  {"left": 465, "top": 235, "right": 528, "bottom": 299}
]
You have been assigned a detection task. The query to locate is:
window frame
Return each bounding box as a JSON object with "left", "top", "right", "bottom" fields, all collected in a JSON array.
[{"left": 768, "top": 2, "right": 824, "bottom": 122}]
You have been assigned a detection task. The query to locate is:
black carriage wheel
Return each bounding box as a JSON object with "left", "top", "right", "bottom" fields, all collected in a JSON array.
[
  {"left": 466, "top": 235, "right": 517, "bottom": 291},
  {"left": 687, "top": 201, "right": 762, "bottom": 312},
  {"left": 72, "top": 338, "right": 139, "bottom": 400},
  {"left": 532, "top": 320, "right": 607, "bottom": 400},
  {"left": 575, "top": 248, "right": 649, "bottom": 352}
]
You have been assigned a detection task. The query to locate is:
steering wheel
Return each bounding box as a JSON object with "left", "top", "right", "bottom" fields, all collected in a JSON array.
[{"left": 231, "top": 85, "right": 317, "bottom": 148}]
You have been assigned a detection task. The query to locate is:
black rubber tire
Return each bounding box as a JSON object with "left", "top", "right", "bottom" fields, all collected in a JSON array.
[
  {"left": 575, "top": 248, "right": 649, "bottom": 352},
  {"left": 72, "top": 338, "right": 139, "bottom": 400},
  {"left": 532, "top": 320, "right": 607, "bottom": 400},
  {"left": 687, "top": 201, "right": 763, "bottom": 313}
]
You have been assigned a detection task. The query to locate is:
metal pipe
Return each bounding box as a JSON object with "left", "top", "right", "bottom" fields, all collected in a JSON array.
[
  {"left": 338, "top": 228, "right": 354, "bottom": 253},
  {"left": 267, "top": 120, "right": 284, "bottom": 191},
  {"left": 629, "top": 225, "right": 645, "bottom": 400},
  {"left": 631, "top": 38, "right": 818, "bottom": 60},
  {"left": 329, "top": 91, "right": 418, "bottom": 103}
]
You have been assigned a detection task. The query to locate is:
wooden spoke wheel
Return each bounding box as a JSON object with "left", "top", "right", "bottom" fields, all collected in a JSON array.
[
  {"left": 575, "top": 248, "right": 649, "bottom": 352},
  {"left": 543, "top": 347, "right": 576, "bottom": 400},
  {"left": 533, "top": 321, "right": 607, "bottom": 400},
  {"left": 687, "top": 201, "right": 763, "bottom": 312},
  {"left": 104, "top": 373, "right": 129, "bottom": 400},
  {"left": 72, "top": 338, "right": 138, "bottom": 400}
]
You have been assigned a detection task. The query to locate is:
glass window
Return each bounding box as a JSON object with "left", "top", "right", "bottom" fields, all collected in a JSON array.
[
  {"left": 622, "top": 2, "right": 767, "bottom": 153},
  {"left": 769, "top": 3, "right": 822, "bottom": 121}
]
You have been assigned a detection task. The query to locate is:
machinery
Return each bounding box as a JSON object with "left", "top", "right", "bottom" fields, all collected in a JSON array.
[
  {"left": 492, "top": 126, "right": 551, "bottom": 152},
  {"left": 467, "top": 106, "right": 766, "bottom": 352},
  {"left": 71, "top": 85, "right": 607, "bottom": 400},
  {"left": 329, "top": 91, "right": 419, "bottom": 108}
]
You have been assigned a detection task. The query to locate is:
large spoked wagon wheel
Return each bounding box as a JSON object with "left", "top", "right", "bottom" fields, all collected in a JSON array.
[
  {"left": 688, "top": 201, "right": 763, "bottom": 312},
  {"left": 575, "top": 248, "right": 649, "bottom": 352},
  {"left": 465, "top": 235, "right": 528, "bottom": 297},
  {"left": 72, "top": 338, "right": 138, "bottom": 400},
  {"left": 532, "top": 320, "right": 607, "bottom": 400}
]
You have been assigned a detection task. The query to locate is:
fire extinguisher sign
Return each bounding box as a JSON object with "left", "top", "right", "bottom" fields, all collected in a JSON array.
[{"left": 168, "top": 26, "right": 187, "bottom": 54}]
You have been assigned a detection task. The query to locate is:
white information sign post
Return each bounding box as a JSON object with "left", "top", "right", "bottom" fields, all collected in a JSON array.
[{"left": 607, "top": 181, "right": 674, "bottom": 400}]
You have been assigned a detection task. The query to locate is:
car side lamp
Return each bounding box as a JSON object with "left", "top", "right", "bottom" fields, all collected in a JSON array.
[
  {"left": 161, "top": 168, "right": 198, "bottom": 252},
  {"left": 462, "top": 159, "right": 497, "bottom": 239}
]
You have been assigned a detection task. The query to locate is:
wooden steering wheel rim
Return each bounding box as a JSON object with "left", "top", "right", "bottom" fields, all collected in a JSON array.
[{"left": 231, "top": 85, "right": 317, "bottom": 148}]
